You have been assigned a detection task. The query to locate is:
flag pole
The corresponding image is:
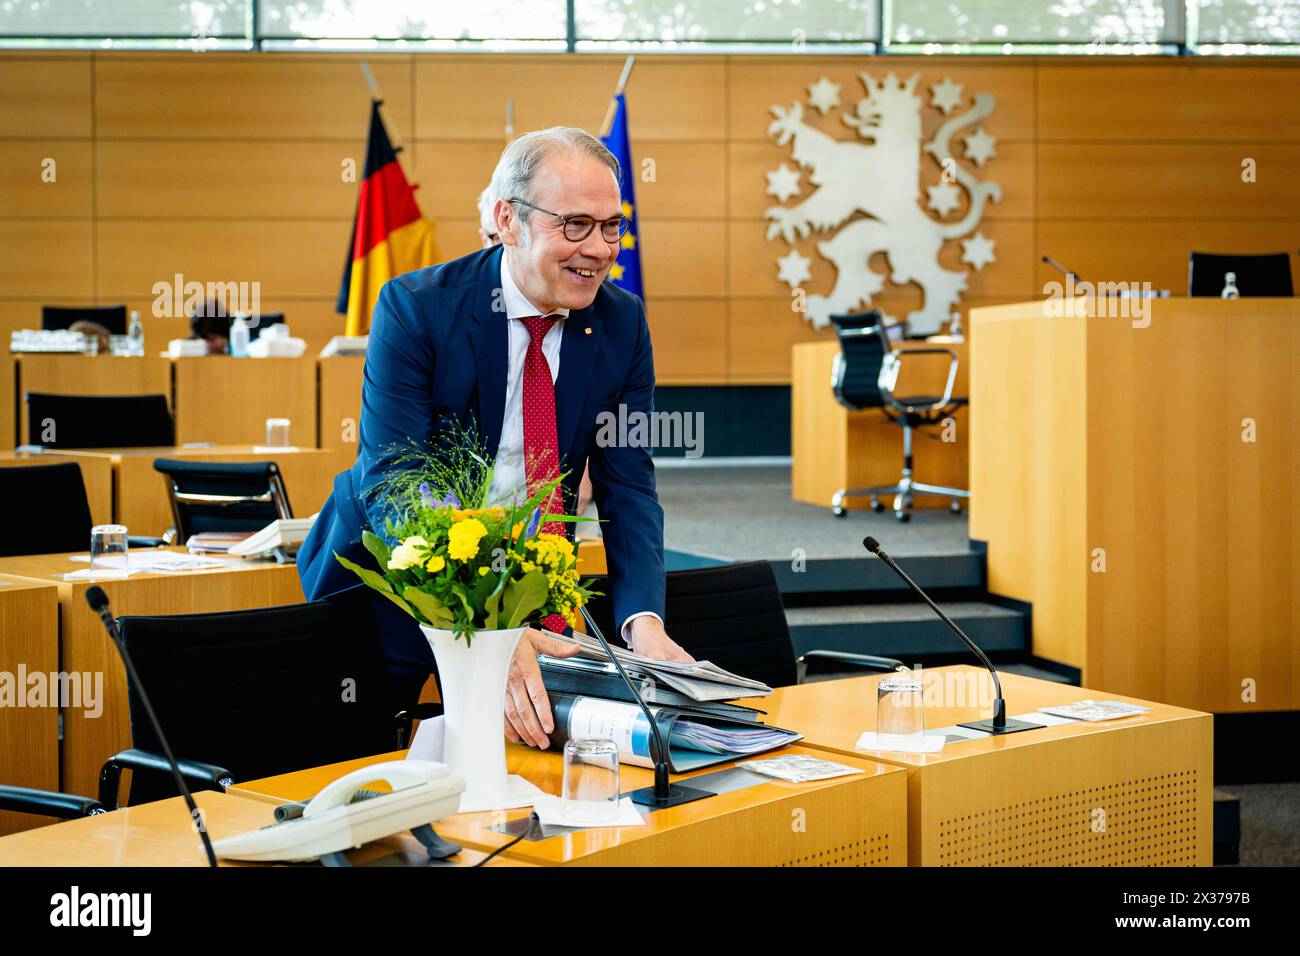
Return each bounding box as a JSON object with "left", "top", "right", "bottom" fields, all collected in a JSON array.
[
  {"left": 505, "top": 99, "right": 514, "bottom": 141},
  {"left": 599, "top": 56, "right": 635, "bottom": 138},
  {"left": 359, "top": 62, "right": 413, "bottom": 176}
]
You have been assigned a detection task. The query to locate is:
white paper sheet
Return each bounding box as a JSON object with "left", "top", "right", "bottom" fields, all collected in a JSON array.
[
  {"left": 855, "top": 731, "right": 946, "bottom": 754},
  {"left": 532, "top": 795, "right": 645, "bottom": 829}
]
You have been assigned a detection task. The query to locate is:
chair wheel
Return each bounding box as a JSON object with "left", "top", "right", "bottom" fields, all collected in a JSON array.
[
  {"left": 895, "top": 511, "right": 911, "bottom": 523},
  {"left": 870, "top": 498, "right": 885, "bottom": 513},
  {"left": 949, "top": 500, "right": 963, "bottom": 514},
  {"left": 832, "top": 506, "right": 847, "bottom": 518}
]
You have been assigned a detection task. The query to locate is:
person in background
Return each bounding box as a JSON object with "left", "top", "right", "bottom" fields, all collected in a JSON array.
[
  {"left": 189, "top": 299, "right": 232, "bottom": 354},
  {"left": 477, "top": 186, "right": 501, "bottom": 248},
  {"left": 68, "top": 320, "right": 111, "bottom": 355}
]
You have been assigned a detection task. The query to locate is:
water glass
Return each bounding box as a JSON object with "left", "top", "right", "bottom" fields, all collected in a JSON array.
[
  {"left": 876, "top": 673, "right": 926, "bottom": 749},
  {"left": 265, "top": 417, "right": 291, "bottom": 448},
  {"left": 90, "top": 524, "right": 129, "bottom": 573},
  {"left": 562, "top": 738, "right": 620, "bottom": 825}
]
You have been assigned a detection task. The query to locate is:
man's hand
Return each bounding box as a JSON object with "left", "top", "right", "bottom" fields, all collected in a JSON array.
[
  {"left": 627, "top": 615, "right": 695, "bottom": 662},
  {"left": 504, "top": 627, "right": 580, "bottom": 749}
]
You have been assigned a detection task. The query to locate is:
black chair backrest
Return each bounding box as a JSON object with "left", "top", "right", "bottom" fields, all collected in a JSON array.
[
  {"left": 42, "top": 304, "right": 128, "bottom": 335},
  {"left": 0, "top": 462, "right": 92, "bottom": 556},
  {"left": 25, "top": 393, "right": 174, "bottom": 448},
  {"left": 583, "top": 561, "right": 798, "bottom": 689},
  {"left": 1188, "top": 252, "right": 1293, "bottom": 297},
  {"left": 153, "top": 457, "right": 291, "bottom": 540},
  {"left": 830, "top": 311, "right": 890, "bottom": 411},
  {"left": 117, "top": 597, "right": 401, "bottom": 804},
  {"left": 247, "top": 312, "right": 285, "bottom": 340}
]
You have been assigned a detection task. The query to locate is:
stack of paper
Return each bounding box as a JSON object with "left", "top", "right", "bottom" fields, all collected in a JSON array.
[{"left": 546, "top": 629, "right": 773, "bottom": 702}]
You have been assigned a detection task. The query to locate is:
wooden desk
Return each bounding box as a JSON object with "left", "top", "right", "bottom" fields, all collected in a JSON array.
[
  {"left": 0, "top": 354, "right": 13, "bottom": 450},
  {"left": 576, "top": 537, "right": 607, "bottom": 576},
  {"left": 14, "top": 355, "right": 172, "bottom": 445},
  {"left": 0, "top": 451, "right": 113, "bottom": 525},
  {"left": 0, "top": 549, "right": 305, "bottom": 799},
  {"left": 317, "top": 355, "right": 364, "bottom": 489},
  {"left": 792, "top": 338, "right": 969, "bottom": 511},
  {"left": 737, "top": 666, "right": 1212, "bottom": 866},
  {"left": 0, "top": 790, "right": 523, "bottom": 867},
  {"left": 0, "top": 578, "right": 60, "bottom": 837},
  {"left": 969, "top": 297, "right": 1300, "bottom": 712},
  {"left": 172, "top": 357, "right": 316, "bottom": 448},
  {"left": 44, "top": 445, "right": 336, "bottom": 536},
  {"left": 230, "top": 743, "right": 908, "bottom": 867}
]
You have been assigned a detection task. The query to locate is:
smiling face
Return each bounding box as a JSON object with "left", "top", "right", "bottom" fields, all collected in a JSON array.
[{"left": 496, "top": 152, "right": 621, "bottom": 314}]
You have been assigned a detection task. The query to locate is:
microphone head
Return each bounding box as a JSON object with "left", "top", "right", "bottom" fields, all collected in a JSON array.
[
  {"left": 85, "top": 586, "right": 110, "bottom": 613},
  {"left": 862, "top": 536, "right": 881, "bottom": 554}
]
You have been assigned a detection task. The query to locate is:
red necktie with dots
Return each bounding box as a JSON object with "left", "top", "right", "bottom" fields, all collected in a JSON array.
[{"left": 519, "top": 314, "right": 568, "bottom": 634}]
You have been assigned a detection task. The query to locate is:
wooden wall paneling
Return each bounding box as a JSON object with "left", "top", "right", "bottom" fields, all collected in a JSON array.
[
  {"left": 0, "top": 141, "right": 94, "bottom": 219},
  {"left": 643, "top": 297, "right": 728, "bottom": 383},
  {"left": 0, "top": 222, "right": 94, "bottom": 298},
  {"left": 317, "top": 355, "right": 365, "bottom": 490},
  {"left": 16, "top": 355, "right": 173, "bottom": 444},
  {"left": 172, "top": 356, "right": 317, "bottom": 447},
  {"left": 0, "top": 56, "right": 92, "bottom": 137}
]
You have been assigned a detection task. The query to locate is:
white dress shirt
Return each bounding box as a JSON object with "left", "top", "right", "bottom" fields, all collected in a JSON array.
[{"left": 488, "top": 251, "right": 660, "bottom": 645}]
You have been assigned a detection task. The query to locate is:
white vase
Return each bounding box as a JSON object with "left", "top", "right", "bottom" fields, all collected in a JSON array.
[{"left": 420, "top": 624, "right": 526, "bottom": 810}]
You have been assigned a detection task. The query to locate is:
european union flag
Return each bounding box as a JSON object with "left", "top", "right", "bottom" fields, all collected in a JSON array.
[{"left": 601, "top": 93, "right": 644, "bottom": 302}]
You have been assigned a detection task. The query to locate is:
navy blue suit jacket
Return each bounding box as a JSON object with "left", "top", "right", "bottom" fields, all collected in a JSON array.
[{"left": 297, "top": 245, "right": 665, "bottom": 671}]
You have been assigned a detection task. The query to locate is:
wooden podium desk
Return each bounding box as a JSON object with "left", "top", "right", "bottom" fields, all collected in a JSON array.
[
  {"left": 230, "top": 743, "right": 908, "bottom": 867},
  {"left": 41, "top": 445, "right": 336, "bottom": 536},
  {"left": 737, "top": 666, "right": 1213, "bottom": 866},
  {"left": 0, "top": 450, "right": 113, "bottom": 525},
  {"left": 0, "top": 578, "right": 60, "bottom": 837},
  {"left": 172, "top": 356, "right": 316, "bottom": 448},
  {"left": 317, "top": 355, "right": 364, "bottom": 488},
  {"left": 968, "top": 297, "right": 1300, "bottom": 713},
  {"left": 13, "top": 354, "right": 172, "bottom": 445},
  {"left": 792, "top": 337, "right": 969, "bottom": 512},
  {"left": 0, "top": 790, "right": 525, "bottom": 867},
  {"left": 0, "top": 549, "right": 304, "bottom": 801},
  {"left": 0, "top": 353, "right": 13, "bottom": 449}
]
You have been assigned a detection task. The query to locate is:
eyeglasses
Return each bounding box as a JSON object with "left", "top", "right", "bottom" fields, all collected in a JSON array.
[{"left": 508, "top": 199, "right": 630, "bottom": 243}]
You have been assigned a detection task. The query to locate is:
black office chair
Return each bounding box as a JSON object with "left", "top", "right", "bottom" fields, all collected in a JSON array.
[
  {"left": 0, "top": 786, "right": 105, "bottom": 821},
  {"left": 152, "top": 458, "right": 292, "bottom": 543},
  {"left": 1188, "top": 251, "right": 1293, "bottom": 297},
  {"left": 25, "top": 393, "right": 174, "bottom": 448},
  {"left": 583, "top": 561, "right": 905, "bottom": 689},
  {"left": 829, "top": 312, "right": 968, "bottom": 522},
  {"left": 42, "top": 304, "right": 128, "bottom": 335},
  {"left": 247, "top": 311, "right": 285, "bottom": 340},
  {"left": 99, "top": 597, "right": 437, "bottom": 809},
  {"left": 0, "top": 461, "right": 163, "bottom": 556}
]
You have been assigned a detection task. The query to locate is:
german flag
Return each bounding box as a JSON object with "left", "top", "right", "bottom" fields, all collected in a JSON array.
[{"left": 337, "top": 101, "right": 437, "bottom": 336}]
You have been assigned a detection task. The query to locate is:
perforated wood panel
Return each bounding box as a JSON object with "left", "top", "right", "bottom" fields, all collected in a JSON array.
[
  {"left": 778, "top": 831, "right": 895, "bottom": 867},
  {"left": 935, "top": 770, "right": 1201, "bottom": 866}
]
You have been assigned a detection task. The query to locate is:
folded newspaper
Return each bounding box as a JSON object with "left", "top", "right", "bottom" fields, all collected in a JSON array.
[{"left": 542, "top": 629, "right": 773, "bottom": 702}]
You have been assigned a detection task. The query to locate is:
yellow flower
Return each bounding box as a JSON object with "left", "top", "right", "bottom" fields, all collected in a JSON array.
[
  {"left": 387, "top": 536, "right": 430, "bottom": 570},
  {"left": 478, "top": 567, "right": 490, "bottom": 577},
  {"left": 447, "top": 518, "right": 488, "bottom": 561},
  {"left": 426, "top": 555, "right": 446, "bottom": 573}
]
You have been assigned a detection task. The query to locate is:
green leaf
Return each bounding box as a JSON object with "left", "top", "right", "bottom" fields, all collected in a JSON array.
[
  {"left": 361, "top": 530, "right": 391, "bottom": 570},
  {"left": 335, "top": 553, "right": 419, "bottom": 621},
  {"left": 402, "top": 587, "right": 454, "bottom": 628},
  {"left": 501, "top": 570, "right": 549, "bottom": 629},
  {"left": 483, "top": 588, "right": 502, "bottom": 630}
]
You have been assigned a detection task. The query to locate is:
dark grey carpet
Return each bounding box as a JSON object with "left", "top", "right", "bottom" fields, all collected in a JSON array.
[
  {"left": 1217, "top": 783, "right": 1300, "bottom": 866},
  {"left": 656, "top": 464, "right": 972, "bottom": 560}
]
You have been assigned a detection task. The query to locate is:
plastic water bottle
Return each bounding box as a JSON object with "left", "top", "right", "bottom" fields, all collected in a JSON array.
[
  {"left": 1221, "top": 271, "right": 1240, "bottom": 299},
  {"left": 127, "top": 310, "right": 144, "bottom": 356},
  {"left": 229, "top": 315, "right": 250, "bottom": 357}
]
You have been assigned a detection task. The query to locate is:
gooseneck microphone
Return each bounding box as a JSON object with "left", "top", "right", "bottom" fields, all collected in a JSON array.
[
  {"left": 577, "top": 608, "right": 711, "bottom": 809},
  {"left": 85, "top": 586, "right": 219, "bottom": 867},
  {"left": 1041, "top": 254, "right": 1084, "bottom": 286},
  {"left": 862, "top": 538, "right": 1041, "bottom": 735}
]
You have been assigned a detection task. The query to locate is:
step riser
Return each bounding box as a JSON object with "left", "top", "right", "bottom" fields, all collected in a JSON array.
[
  {"left": 772, "top": 555, "right": 985, "bottom": 595},
  {"left": 789, "top": 616, "right": 1028, "bottom": 660}
]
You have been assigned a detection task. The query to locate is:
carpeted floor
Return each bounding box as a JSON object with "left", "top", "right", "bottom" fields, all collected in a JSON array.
[
  {"left": 1217, "top": 783, "right": 1300, "bottom": 866},
  {"left": 656, "top": 463, "right": 972, "bottom": 560}
]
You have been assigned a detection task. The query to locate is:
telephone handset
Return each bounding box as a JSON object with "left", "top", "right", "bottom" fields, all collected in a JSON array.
[{"left": 212, "top": 760, "right": 466, "bottom": 866}]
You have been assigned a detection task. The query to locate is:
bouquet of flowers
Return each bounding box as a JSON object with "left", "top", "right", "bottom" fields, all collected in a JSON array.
[{"left": 335, "top": 427, "right": 597, "bottom": 644}]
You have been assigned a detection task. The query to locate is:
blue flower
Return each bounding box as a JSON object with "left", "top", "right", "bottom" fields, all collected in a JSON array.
[
  {"left": 418, "top": 482, "right": 435, "bottom": 509},
  {"left": 525, "top": 507, "right": 541, "bottom": 539},
  {"left": 439, "top": 491, "right": 460, "bottom": 509}
]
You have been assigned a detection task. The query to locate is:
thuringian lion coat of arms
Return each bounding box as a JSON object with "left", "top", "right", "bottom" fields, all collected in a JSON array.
[{"left": 765, "top": 72, "right": 1001, "bottom": 335}]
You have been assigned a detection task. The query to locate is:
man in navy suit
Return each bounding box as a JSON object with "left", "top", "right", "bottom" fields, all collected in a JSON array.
[{"left": 299, "top": 126, "right": 692, "bottom": 750}]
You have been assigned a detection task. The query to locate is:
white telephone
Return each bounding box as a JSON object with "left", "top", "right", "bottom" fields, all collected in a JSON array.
[{"left": 213, "top": 760, "right": 465, "bottom": 866}]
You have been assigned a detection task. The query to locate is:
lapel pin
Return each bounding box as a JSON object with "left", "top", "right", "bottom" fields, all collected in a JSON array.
[{"left": 584, "top": 327, "right": 592, "bottom": 335}]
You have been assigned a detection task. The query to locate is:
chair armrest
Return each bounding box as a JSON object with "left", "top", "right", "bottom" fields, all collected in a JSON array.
[
  {"left": 0, "top": 785, "right": 105, "bottom": 820},
  {"left": 98, "top": 748, "right": 232, "bottom": 811},
  {"left": 395, "top": 703, "right": 443, "bottom": 750},
  {"left": 881, "top": 346, "right": 960, "bottom": 410},
  {"left": 798, "top": 650, "right": 908, "bottom": 672},
  {"left": 126, "top": 536, "right": 168, "bottom": 549}
]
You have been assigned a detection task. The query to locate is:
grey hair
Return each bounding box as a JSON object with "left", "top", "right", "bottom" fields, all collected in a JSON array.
[
  {"left": 487, "top": 126, "right": 621, "bottom": 236},
  {"left": 476, "top": 186, "right": 495, "bottom": 234}
]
